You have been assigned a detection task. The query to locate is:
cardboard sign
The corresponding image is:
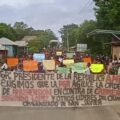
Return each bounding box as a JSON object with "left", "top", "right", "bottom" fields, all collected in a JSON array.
[
  {"left": 83, "top": 57, "right": 92, "bottom": 63},
  {"left": 56, "top": 52, "right": 62, "bottom": 56},
  {"left": 57, "top": 67, "right": 70, "bottom": 73},
  {"left": 63, "top": 59, "right": 74, "bottom": 65},
  {"left": 66, "top": 52, "right": 74, "bottom": 58},
  {"left": 33, "top": 53, "right": 45, "bottom": 62},
  {"left": 68, "top": 62, "right": 87, "bottom": 73},
  {"left": 90, "top": 64, "right": 104, "bottom": 73},
  {"left": 7, "top": 58, "right": 18, "bottom": 67},
  {"left": 23, "top": 60, "right": 38, "bottom": 71},
  {"left": 43, "top": 60, "right": 55, "bottom": 70}
]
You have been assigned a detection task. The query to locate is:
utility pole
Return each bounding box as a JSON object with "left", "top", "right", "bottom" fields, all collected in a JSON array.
[{"left": 66, "top": 29, "right": 69, "bottom": 51}]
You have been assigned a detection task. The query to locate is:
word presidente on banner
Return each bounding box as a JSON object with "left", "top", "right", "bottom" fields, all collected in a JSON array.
[
  {"left": 0, "top": 71, "right": 71, "bottom": 81},
  {"left": 0, "top": 71, "right": 108, "bottom": 81}
]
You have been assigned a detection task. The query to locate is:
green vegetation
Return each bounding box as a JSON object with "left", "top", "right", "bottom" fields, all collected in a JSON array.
[
  {"left": 0, "top": 22, "right": 57, "bottom": 52},
  {"left": 0, "top": 23, "right": 16, "bottom": 41},
  {"left": 0, "top": 0, "right": 119, "bottom": 54},
  {"left": 94, "top": 0, "right": 120, "bottom": 30},
  {"left": 59, "top": 0, "right": 120, "bottom": 55},
  {"left": 59, "top": 20, "right": 104, "bottom": 54}
]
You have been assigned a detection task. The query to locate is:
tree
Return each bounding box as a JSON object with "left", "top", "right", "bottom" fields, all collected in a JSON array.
[
  {"left": 13, "top": 22, "right": 29, "bottom": 40},
  {"left": 77, "top": 20, "right": 107, "bottom": 54},
  {"left": 28, "top": 29, "right": 57, "bottom": 52},
  {"left": 25, "top": 27, "right": 34, "bottom": 35},
  {"left": 92, "top": 0, "right": 120, "bottom": 55},
  {"left": 93, "top": 0, "right": 120, "bottom": 30},
  {"left": 59, "top": 24, "right": 79, "bottom": 48},
  {"left": 28, "top": 38, "right": 44, "bottom": 53},
  {"left": 0, "top": 23, "right": 16, "bottom": 41},
  {"left": 59, "top": 21, "right": 103, "bottom": 53},
  {"left": 78, "top": 20, "right": 97, "bottom": 43}
]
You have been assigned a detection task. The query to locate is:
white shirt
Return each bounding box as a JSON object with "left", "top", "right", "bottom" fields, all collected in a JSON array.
[{"left": 59, "top": 57, "right": 63, "bottom": 63}]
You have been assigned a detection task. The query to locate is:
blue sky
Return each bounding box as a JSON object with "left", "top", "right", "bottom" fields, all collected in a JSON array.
[{"left": 0, "top": 0, "right": 95, "bottom": 39}]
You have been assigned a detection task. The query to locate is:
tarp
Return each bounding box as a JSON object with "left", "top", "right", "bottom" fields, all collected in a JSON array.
[
  {"left": 23, "top": 60, "right": 38, "bottom": 71},
  {"left": 33, "top": 53, "right": 45, "bottom": 62},
  {"left": 7, "top": 58, "right": 18, "bottom": 67},
  {"left": 90, "top": 64, "right": 104, "bottom": 73},
  {"left": 43, "top": 60, "right": 55, "bottom": 70},
  {"left": 63, "top": 59, "right": 74, "bottom": 65}
]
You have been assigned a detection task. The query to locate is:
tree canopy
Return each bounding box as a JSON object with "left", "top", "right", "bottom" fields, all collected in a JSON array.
[
  {"left": 28, "top": 29, "right": 57, "bottom": 52},
  {"left": 59, "top": 0, "right": 120, "bottom": 55},
  {"left": 0, "top": 22, "right": 57, "bottom": 52},
  {"left": 0, "top": 23, "right": 16, "bottom": 41},
  {"left": 59, "top": 20, "right": 102, "bottom": 54},
  {"left": 94, "top": 0, "right": 120, "bottom": 30},
  {"left": 1, "top": 0, "right": 119, "bottom": 55}
]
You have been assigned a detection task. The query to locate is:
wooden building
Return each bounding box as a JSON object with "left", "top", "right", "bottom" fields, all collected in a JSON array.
[{"left": 111, "top": 38, "right": 120, "bottom": 59}]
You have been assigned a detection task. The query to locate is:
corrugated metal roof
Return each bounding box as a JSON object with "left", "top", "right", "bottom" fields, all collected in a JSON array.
[
  {"left": 87, "top": 29, "right": 120, "bottom": 38},
  {"left": 0, "top": 37, "right": 18, "bottom": 46},
  {"left": 15, "top": 41, "right": 28, "bottom": 47}
]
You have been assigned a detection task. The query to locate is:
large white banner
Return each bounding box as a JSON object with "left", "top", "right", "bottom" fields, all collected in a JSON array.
[{"left": 0, "top": 71, "right": 120, "bottom": 107}]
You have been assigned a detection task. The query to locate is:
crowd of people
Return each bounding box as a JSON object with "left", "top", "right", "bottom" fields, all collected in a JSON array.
[{"left": 0, "top": 49, "right": 120, "bottom": 75}]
